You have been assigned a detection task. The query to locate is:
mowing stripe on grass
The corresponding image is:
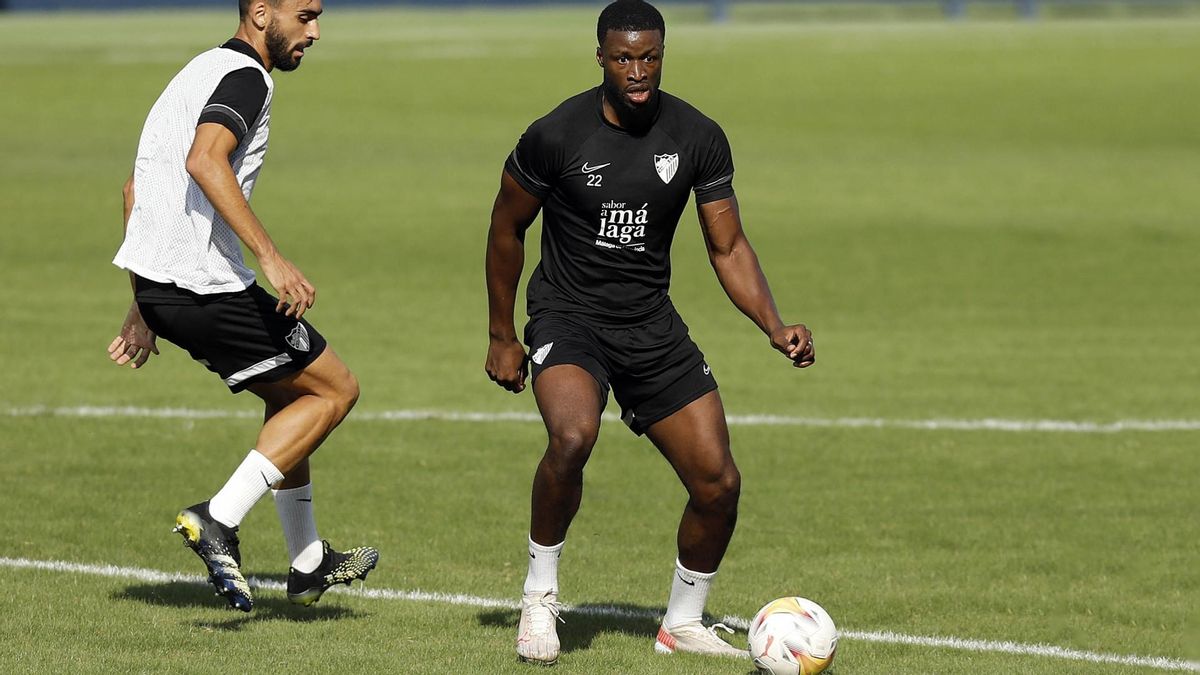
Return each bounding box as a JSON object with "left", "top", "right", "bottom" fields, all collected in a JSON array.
[
  {"left": 5, "top": 404, "right": 1200, "bottom": 433},
  {"left": 1, "top": 556, "right": 1196, "bottom": 672}
]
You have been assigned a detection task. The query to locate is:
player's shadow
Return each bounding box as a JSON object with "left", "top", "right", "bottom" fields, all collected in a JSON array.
[
  {"left": 114, "top": 577, "right": 362, "bottom": 631},
  {"left": 479, "top": 602, "right": 665, "bottom": 654}
]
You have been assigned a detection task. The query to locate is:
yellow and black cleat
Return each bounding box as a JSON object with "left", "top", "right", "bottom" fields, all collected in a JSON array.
[
  {"left": 286, "top": 540, "right": 379, "bottom": 606},
  {"left": 172, "top": 501, "right": 253, "bottom": 612}
]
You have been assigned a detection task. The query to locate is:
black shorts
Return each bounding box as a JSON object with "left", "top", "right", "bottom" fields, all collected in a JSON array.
[
  {"left": 523, "top": 309, "right": 717, "bottom": 436},
  {"left": 134, "top": 277, "right": 327, "bottom": 393}
]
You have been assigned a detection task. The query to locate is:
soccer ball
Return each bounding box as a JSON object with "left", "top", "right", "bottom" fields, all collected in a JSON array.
[{"left": 747, "top": 597, "right": 838, "bottom": 675}]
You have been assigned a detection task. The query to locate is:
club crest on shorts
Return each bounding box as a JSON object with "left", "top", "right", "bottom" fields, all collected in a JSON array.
[
  {"left": 654, "top": 153, "right": 678, "bottom": 184},
  {"left": 532, "top": 342, "right": 554, "bottom": 365},
  {"left": 286, "top": 324, "right": 311, "bottom": 352}
]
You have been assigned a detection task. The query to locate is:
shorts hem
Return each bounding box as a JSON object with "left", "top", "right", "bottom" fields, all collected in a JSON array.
[
  {"left": 625, "top": 380, "right": 719, "bottom": 436},
  {"left": 226, "top": 344, "right": 327, "bottom": 393}
]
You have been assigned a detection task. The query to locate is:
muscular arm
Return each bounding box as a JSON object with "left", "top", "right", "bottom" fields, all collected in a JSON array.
[
  {"left": 484, "top": 171, "right": 543, "bottom": 392},
  {"left": 186, "top": 123, "right": 314, "bottom": 317},
  {"left": 698, "top": 196, "right": 815, "bottom": 368}
]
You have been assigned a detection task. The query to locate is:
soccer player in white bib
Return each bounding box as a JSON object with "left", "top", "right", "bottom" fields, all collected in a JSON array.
[
  {"left": 109, "top": 0, "right": 377, "bottom": 612},
  {"left": 485, "top": 0, "right": 815, "bottom": 664}
]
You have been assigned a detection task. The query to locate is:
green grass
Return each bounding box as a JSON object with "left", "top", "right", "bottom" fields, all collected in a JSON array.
[{"left": 1, "top": 6, "right": 1198, "bottom": 674}]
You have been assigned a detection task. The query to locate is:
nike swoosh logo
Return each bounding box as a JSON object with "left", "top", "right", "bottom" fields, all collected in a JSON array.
[
  {"left": 677, "top": 572, "right": 695, "bottom": 586},
  {"left": 582, "top": 162, "right": 611, "bottom": 173},
  {"left": 260, "top": 471, "right": 273, "bottom": 488}
]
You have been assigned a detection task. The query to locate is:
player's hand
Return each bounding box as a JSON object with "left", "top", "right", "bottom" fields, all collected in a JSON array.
[
  {"left": 486, "top": 337, "right": 529, "bottom": 393},
  {"left": 108, "top": 303, "right": 159, "bottom": 369},
  {"left": 260, "top": 251, "right": 316, "bottom": 319},
  {"left": 770, "top": 324, "right": 815, "bottom": 368}
]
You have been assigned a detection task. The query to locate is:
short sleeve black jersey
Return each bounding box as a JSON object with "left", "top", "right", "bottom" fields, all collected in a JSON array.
[
  {"left": 505, "top": 86, "right": 735, "bottom": 325},
  {"left": 196, "top": 39, "right": 269, "bottom": 145}
]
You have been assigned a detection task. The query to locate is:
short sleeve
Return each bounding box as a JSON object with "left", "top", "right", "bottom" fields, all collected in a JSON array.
[
  {"left": 504, "top": 121, "right": 560, "bottom": 201},
  {"left": 693, "top": 123, "right": 735, "bottom": 204},
  {"left": 197, "top": 67, "right": 269, "bottom": 145}
]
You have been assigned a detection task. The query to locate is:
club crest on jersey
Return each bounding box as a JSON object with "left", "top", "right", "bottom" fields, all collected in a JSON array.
[
  {"left": 286, "top": 324, "right": 311, "bottom": 352},
  {"left": 654, "top": 153, "right": 679, "bottom": 184}
]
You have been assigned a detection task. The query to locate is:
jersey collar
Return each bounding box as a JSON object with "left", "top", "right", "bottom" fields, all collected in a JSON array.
[{"left": 221, "top": 38, "right": 266, "bottom": 69}]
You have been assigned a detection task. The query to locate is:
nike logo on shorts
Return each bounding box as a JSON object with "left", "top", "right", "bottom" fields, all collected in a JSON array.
[{"left": 582, "top": 162, "right": 611, "bottom": 173}]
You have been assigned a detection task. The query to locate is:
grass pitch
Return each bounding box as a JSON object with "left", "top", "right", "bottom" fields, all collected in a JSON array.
[{"left": 1, "top": 6, "right": 1198, "bottom": 674}]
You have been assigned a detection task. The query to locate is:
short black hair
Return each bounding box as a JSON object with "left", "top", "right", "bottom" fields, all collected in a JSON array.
[{"left": 597, "top": 0, "right": 666, "bottom": 47}]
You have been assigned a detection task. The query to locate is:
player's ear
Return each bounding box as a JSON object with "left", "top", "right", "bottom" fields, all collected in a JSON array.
[
  {"left": 250, "top": 1, "right": 269, "bottom": 30},
  {"left": 595, "top": 46, "right": 603, "bottom": 67}
]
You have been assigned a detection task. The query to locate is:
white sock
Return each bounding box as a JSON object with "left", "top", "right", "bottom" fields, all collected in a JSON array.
[
  {"left": 272, "top": 483, "right": 323, "bottom": 573},
  {"left": 208, "top": 449, "right": 283, "bottom": 529},
  {"left": 662, "top": 559, "right": 716, "bottom": 629},
  {"left": 523, "top": 537, "right": 564, "bottom": 595}
]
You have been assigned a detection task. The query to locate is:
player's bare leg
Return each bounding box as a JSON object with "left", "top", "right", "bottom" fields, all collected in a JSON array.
[
  {"left": 247, "top": 347, "right": 360, "bottom": 474},
  {"left": 647, "top": 391, "right": 740, "bottom": 573},
  {"left": 646, "top": 390, "right": 747, "bottom": 658},
  {"left": 516, "top": 364, "right": 605, "bottom": 665},
  {"left": 173, "top": 348, "right": 368, "bottom": 611},
  {"left": 529, "top": 364, "right": 605, "bottom": 545},
  {"left": 246, "top": 348, "right": 378, "bottom": 605},
  {"left": 262, "top": 398, "right": 310, "bottom": 487}
]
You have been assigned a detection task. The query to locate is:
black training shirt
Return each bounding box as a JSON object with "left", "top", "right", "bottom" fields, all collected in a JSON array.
[
  {"left": 196, "top": 39, "right": 269, "bottom": 145},
  {"left": 505, "top": 86, "right": 735, "bottom": 325}
]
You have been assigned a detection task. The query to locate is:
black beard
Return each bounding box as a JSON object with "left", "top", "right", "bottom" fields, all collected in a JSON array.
[
  {"left": 602, "top": 75, "right": 658, "bottom": 133},
  {"left": 266, "top": 21, "right": 300, "bottom": 72}
]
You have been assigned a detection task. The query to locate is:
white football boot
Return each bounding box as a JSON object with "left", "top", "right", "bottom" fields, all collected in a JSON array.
[
  {"left": 655, "top": 621, "right": 749, "bottom": 658},
  {"left": 516, "top": 590, "right": 564, "bottom": 665}
]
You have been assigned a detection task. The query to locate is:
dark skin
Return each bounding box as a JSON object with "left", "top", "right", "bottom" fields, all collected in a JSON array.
[
  {"left": 109, "top": 0, "right": 351, "bottom": 490},
  {"left": 597, "top": 29, "right": 663, "bottom": 132},
  {"left": 485, "top": 29, "right": 814, "bottom": 573}
]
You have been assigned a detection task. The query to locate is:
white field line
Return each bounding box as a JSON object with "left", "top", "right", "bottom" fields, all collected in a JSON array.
[
  {"left": 5, "top": 404, "right": 1200, "bottom": 433},
  {"left": 1, "top": 557, "right": 1196, "bottom": 672}
]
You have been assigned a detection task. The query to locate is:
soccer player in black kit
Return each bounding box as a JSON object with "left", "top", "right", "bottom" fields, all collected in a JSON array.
[{"left": 485, "top": 0, "right": 815, "bottom": 664}]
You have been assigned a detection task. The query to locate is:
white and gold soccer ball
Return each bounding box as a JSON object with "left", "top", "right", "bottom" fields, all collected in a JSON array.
[{"left": 747, "top": 597, "right": 838, "bottom": 675}]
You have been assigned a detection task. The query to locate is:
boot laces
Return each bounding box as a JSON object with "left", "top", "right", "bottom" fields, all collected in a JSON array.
[
  {"left": 527, "top": 594, "right": 565, "bottom": 634},
  {"left": 705, "top": 622, "right": 734, "bottom": 642}
]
